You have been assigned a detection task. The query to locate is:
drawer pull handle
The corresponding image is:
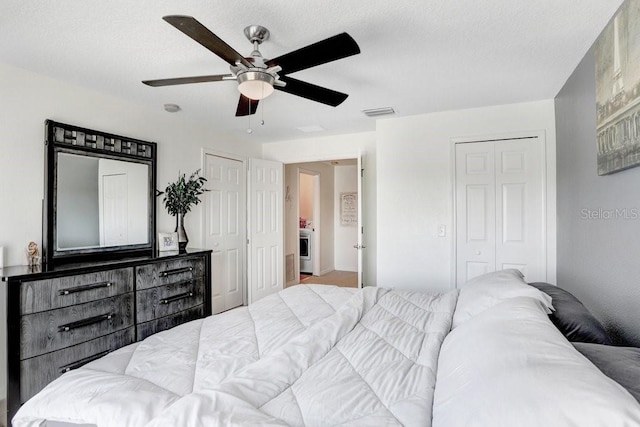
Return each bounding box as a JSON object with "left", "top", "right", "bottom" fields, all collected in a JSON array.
[
  {"left": 168, "top": 279, "right": 195, "bottom": 287},
  {"left": 58, "top": 281, "right": 112, "bottom": 295},
  {"left": 160, "top": 291, "right": 194, "bottom": 305},
  {"left": 159, "top": 267, "right": 193, "bottom": 277},
  {"left": 58, "top": 313, "right": 115, "bottom": 332},
  {"left": 59, "top": 350, "right": 110, "bottom": 374}
]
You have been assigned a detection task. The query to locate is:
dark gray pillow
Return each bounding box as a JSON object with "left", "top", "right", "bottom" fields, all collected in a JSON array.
[
  {"left": 574, "top": 342, "right": 640, "bottom": 403},
  {"left": 528, "top": 282, "right": 612, "bottom": 345}
]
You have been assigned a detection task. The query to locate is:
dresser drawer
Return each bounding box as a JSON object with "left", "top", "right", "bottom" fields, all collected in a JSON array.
[
  {"left": 20, "top": 292, "right": 134, "bottom": 359},
  {"left": 136, "top": 278, "right": 204, "bottom": 323},
  {"left": 20, "top": 267, "right": 133, "bottom": 314},
  {"left": 136, "top": 305, "right": 203, "bottom": 341},
  {"left": 20, "top": 327, "right": 135, "bottom": 404},
  {"left": 136, "top": 257, "right": 205, "bottom": 290}
]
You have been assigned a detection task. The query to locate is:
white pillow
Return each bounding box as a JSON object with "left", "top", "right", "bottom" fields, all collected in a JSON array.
[
  {"left": 433, "top": 296, "right": 640, "bottom": 427},
  {"left": 452, "top": 269, "right": 553, "bottom": 328}
]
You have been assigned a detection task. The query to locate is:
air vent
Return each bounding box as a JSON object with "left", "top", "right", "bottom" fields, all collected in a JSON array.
[{"left": 362, "top": 107, "right": 395, "bottom": 117}]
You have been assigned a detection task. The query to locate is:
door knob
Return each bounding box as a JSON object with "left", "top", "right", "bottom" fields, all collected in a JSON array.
[{"left": 476, "top": 250, "right": 481, "bottom": 255}]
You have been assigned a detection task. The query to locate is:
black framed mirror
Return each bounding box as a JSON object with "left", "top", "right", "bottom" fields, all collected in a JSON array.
[{"left": 43, "top": 120, "right": 157, "bottom": 265}]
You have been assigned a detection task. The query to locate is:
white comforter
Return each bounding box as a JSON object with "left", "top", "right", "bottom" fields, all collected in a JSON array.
[
  {"left": 16, "top": 275, "right": 640, "bottom": 427},
  {"left": 14, "top": 285, "right": 458, "bottom": 427}
]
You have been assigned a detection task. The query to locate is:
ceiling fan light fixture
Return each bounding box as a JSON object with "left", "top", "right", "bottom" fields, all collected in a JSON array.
[{"left": 237, "top": 71, "right": 275, "bottom": 100}]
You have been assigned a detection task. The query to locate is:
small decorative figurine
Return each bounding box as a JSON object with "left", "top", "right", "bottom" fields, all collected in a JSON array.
[{"left": 26, "top": 241, "right": 40, "bottom": 266}]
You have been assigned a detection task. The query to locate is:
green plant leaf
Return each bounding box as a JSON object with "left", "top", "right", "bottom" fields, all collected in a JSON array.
[{"left": 159, "top": 169, "right": 209, "bottom": 216}]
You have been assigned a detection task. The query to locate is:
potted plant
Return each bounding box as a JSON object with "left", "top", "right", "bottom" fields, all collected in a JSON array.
[{"left": 159, "top": 169, "right": 208, "bottom": 251}]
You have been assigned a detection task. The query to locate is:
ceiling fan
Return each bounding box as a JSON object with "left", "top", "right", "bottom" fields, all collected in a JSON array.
[{"left": 142, "top": 15, "right": 361, "bottom": 116}]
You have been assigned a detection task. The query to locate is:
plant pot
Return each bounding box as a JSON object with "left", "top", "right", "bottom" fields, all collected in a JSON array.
[{"left": 175, "top": 212, "right": 188, "bottom": 252}]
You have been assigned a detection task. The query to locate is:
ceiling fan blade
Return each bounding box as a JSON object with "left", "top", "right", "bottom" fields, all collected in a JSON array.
[
  {"left": 163, "top": 15, "right": 251, "bottom": 67},
  {"left": 142, "top": 74, "right": 233, "bottom": 87},
  {"left": 236, "top": 95, "right": 259, "bottom": 116},
  {"left": 275, "top": 76, "right": 348, "bottom": 106},
  {"left": 266, "top": 33, "right": 360, "bottom": 75}
]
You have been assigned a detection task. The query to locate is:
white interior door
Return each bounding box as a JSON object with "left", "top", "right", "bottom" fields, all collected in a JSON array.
[
  {"left": 356, "top": 155, "right": 365, "bottom": 288},
  {"left": 455, "top": 137, "right": 545, "bottom": 286},
  {"left": 495, "top": 139, "right": 545, "bottom": 280},
  {"left": 455, "top": 143, "right": 496, "bottom": 284},
  {"left": 204, "top": 154, "right": 245, "bottom": 314},
  {"left": 311, "top": 173, "right": 321, "bottom": 277},
  {"left": 101, "top": 173, "right": 128, "bottom": 246},
  {"left": 248, "top": 158, "right": 284, "bottom": 304}
]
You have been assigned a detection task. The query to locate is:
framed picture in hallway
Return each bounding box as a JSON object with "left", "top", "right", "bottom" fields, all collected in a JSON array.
[
  {"left": 340, "top": 192, "right": 357, "bottom": 225},
  {"left": 595, "top": 0, "right": 640, "bottom": 175}
]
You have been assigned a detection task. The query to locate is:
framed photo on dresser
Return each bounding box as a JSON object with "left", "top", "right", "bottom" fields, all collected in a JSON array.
[{"left": 158, "top": 232, "right": 178, "bottom": 251}]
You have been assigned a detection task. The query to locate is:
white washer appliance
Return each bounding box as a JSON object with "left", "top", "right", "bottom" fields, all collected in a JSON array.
[{"left": 299, "top": 228, "right": 313, "bottom": 274}]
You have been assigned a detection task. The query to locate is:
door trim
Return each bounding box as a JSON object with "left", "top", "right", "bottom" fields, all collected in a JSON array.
[
  {"left": 450, "top": 130, "right": 547, "bottom": 288},
  {"left": 201, "top": 148, "right": 248, "bottom": 306},
  {"left": 285, "top": 157, "right": 365, "bottom": 288}
]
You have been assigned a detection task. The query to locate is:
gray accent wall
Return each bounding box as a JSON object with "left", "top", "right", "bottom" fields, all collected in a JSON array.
[{"left": 555, "top": 46, "right": 640, "bottom": 346}]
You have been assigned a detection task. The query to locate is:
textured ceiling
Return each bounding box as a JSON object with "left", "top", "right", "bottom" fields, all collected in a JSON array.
[{"left": 1, "top": 0, "right": 624, "bottom": 143}]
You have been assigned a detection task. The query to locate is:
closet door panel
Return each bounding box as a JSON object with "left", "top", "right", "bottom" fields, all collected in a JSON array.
[{"left": 455, "top": 142, "right": 496, "bottom": 286}]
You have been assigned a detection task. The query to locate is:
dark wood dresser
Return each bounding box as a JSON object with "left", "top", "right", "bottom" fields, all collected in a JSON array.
[{"left": 0, "top": 249, "right": 211, "bottom": 425}]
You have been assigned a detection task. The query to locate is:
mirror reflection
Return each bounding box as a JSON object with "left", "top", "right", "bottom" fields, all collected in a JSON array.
[{"left": 56, "top": 153, "right": 150, "bottom": 250}]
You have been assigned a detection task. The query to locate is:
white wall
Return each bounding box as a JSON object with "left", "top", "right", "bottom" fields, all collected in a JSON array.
[
  {"left": 376, "top": 100, "right": 557, "bottom": 292},
  {"left": 57, "top": 155, "right": 100, "bottom": 248},
  {"left": 0, "top": 62, "right": 261, "bottom": 266},
  {"left": 263, "top": 132, "right": 377, "bottom": 286},
  {"left": 299, "top": 173, "right": 314, "bottom": 222},
  {"left": 334, "top": 165, "right": 358, "bottom": 272}
]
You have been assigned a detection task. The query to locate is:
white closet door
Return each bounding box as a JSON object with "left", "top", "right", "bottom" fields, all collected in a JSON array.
[
  {"left": 455, "top": 142, "right": 496, "bottom": 285},
  {"left": 495, "top": 139, "right": 545, "bottom": 280},
  {"left": 204, "top": 154, "right": 245, "bottom": 314},
  {"left": 455, "top": 137, "right": 545, "bottom": 287}
]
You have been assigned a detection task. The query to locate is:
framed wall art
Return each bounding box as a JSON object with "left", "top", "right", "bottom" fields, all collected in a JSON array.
[
  {"left": 595, "top": 0, "right": 640, "bottom": 175},
  {"left": 340, "top": 192, "right": 358, "bottom": 226}
]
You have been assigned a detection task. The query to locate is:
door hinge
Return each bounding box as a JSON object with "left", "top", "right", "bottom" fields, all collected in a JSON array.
[{"left": 361, "top": 168, "right": 364, "bottom": 177}]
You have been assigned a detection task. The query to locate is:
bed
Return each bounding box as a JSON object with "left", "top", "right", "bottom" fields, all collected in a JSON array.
[{"left": 13, "top": 270, "right": 640, "bottom": 426}]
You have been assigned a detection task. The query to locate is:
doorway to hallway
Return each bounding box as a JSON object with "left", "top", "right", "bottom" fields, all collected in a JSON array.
[{"left": 284, "top": 159, "right": 360, "bottom": 288}]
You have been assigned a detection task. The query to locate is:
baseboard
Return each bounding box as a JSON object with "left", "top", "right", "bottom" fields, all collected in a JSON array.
[{"left": 320, "top": 268, "right": 334, "bottom": 276}]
